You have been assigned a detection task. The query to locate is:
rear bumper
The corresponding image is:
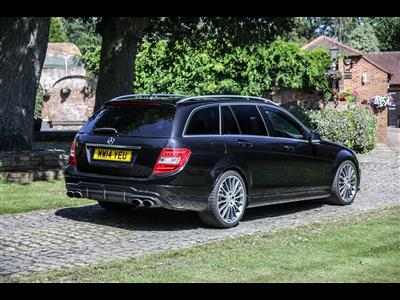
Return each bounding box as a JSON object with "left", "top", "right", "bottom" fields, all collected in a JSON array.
[{"left": 64, "top": 166, "right": 210, "bottom": 212}]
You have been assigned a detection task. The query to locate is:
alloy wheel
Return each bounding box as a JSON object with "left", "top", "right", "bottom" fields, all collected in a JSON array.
[
  {"left": 338, "top": 163, "right": 357, "bottom": 203},
  {"left": 217, "top": 175, "right": 246, "bottom": 224}
]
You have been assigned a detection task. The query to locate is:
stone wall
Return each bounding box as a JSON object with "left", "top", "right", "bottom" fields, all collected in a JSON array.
[
  {"left": 41, "top": 76, "right": 96, "bottom": 130},
  {"left": 0, "top": 150, "right": 68, "bottom": 183},
  {"left": 263, "top": 88, "right": 320, "bottom": 108},
  {"left": 40, "top": 43, "right": 96, "bottom": 130}
]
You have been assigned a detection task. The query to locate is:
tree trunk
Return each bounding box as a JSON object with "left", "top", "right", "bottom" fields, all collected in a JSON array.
[
  {"left": 94, "top": 17, "right": 150, "bottom": 110},
  {"left": 0, "top": 17, "right": 50, "bottom": 151}
]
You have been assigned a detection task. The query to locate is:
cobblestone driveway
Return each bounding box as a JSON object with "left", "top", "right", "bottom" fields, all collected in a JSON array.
[{"left": 1, "top": 144, "right": 399, "bottom": 279}]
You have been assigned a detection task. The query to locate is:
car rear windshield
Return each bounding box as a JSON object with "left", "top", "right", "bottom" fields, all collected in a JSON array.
[{"left": 81, "top": 103, "right": 176, "bottom": 137}]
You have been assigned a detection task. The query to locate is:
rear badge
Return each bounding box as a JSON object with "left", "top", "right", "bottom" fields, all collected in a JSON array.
[{"left": 107, "top": 137, "right": 115, "bottom": 144}]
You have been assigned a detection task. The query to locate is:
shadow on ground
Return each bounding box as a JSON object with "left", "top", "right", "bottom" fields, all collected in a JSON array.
[{"left": 55, "top": 200, "right": 325, "bottom": 231}]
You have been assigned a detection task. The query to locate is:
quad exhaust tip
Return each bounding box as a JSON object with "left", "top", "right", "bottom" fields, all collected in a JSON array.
[
  {"left": 66, "top": 190, "right": 158, "bottom": 207},
  {"left": 131, "top": 199, "right": 142, "bottom": 206},
  {"left": 142, "top": 200, "right": 154, "bottom": 207},
  {"left": 67, "top": 191, "right": 83, "bottom": 198}
]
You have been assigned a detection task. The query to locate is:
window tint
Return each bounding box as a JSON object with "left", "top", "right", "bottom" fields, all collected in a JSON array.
[
  {"left": 222, "top": 106, "right": 240, "bottom": 134},
  {"left": 186, "top": 106, "right": 220, "bottom": 135},
  {"left": 263, "top": 108, "right": 305, "bottom": 140},
  {"left": 82, "top": 104, "right": 176, "bottom": 137},
  {"left": 230, "top": 105, "right": 267, "bottom": 136}
]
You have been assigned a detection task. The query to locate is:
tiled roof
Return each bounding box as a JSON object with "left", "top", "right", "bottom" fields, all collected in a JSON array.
[
  {"left": 365, "top": 52, "right": 400, "bottom": 85},
  {"left": 302, "top": 35, "right": 392, "bottom": 77},
  {"left": 302, "top": 35, "right": 363, "bottom": 56}
]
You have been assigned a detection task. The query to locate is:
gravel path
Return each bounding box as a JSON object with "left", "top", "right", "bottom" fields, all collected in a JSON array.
[{"left": 1, "top": 144, "right": 399, "bottom": 279}]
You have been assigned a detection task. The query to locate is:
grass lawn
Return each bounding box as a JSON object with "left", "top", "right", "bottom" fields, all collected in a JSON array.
[
  {"left": 0, "top": 180, "right": 93, "bottom": 215},
  {"left": 8, "top": 205, "right": 400, "bottom": 283}
]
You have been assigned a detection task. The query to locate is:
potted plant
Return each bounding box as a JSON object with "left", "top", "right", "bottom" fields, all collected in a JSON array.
[
  {"left": 81, "top": 85, "right": 93, "bottom": 98},
  {"left": 320, "top": 88, "right": 338, "bottom": 102},
  {"left": 337, "top": 88, "right": 358, "bottom": 104},
  {"left": 60, "top": 87, "right": 72, "bottom": 98},
  {"left": 368, "top": 94, "right": 393, "bottom": 113}
]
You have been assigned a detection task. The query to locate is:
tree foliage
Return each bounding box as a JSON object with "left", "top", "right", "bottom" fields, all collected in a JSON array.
[
  {"left": 80, "top": 45, "right": 101, "bottom": 78},
  {"left": 369, "top": 17, "right": 400, "bottom": 51},
  {"left": 145, "top": 17, "right": 295, "bottom": 45},
  {"left": 346, "top": 23, "right": 380, "bottom": 53},
  {"left": 48, "top": 17, "right": 68, "bottom": 43},
  {"left": 133, "top": 40, "right": 331, "bottom": 96},
  {"left": 61, "top": 17, "right": 101, "bottom": 48},
  {"left": 281, "top": 17, "right": 315, "bottom": 47}
]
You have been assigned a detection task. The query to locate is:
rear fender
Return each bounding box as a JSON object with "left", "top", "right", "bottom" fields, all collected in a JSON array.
[{"left": 210, "top": 155, "right": 252, "bottom": 196}]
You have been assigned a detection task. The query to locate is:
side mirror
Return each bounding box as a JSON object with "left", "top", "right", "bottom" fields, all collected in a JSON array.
[{"left": 309, "top": 131, "right": 321, "bottom": 142}]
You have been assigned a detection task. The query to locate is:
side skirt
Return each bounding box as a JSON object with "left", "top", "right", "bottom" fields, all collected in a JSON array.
[{"left": 247, "top": 190, "right": 331, "bottom": 208}]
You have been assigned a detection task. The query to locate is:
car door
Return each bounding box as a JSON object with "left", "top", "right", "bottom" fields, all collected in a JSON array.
[
  {"left": 260, "top": 106, "right": 332, "bottom": 191},
  {"left": 222, "top": 104, "right": 290, "bottom": 198}
]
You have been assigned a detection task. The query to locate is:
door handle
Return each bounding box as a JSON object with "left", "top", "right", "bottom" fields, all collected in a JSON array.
[
  {"left": 283, "top": 145, "right": 295, "bottom": 152},
  {"left": 237, "top": 139, "right": 253, "bottom": 148}
]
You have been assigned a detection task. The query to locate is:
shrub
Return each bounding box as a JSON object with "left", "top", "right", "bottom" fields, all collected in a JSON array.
[
  {"left": 307, "top": 107, "right": 377, "bottom": 153},
  {"left": 34, "top": 85, "right": 44, "bottom": 119},
  {"left": 80, "top": 45, "right": 101, "bottom": 78},
  {"left": 281, "top": 102, "right": 318, "bottom": 129}
]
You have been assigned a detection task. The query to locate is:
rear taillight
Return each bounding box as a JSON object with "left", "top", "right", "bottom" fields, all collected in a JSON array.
[
  {"left": 152, "top": 148, "right": 191, "bottom": 175},
  {"left": 68, "top": 137, "right": 77, "bottom": 167}
]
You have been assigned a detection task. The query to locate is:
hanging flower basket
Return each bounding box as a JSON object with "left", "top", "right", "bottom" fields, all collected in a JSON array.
[
  {"left": 369, "top": 94, "right": 393, "bottom": 113},
  {"left": 327, "top": 70, "right": 342, "bottom": 81}
]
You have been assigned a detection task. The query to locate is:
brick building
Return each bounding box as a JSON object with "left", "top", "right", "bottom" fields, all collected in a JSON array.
[
  {"left": 302, "top": 35, "right": 395, "bottom": 143},
  {"left": 39, "top": 43, "right": 96, "bottom": 130},
  {"left": 364, "top": 51, "right": 400, "bottom": 128}
]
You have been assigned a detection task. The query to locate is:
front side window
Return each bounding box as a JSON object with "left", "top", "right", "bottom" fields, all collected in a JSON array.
[
  {"left": 185, "top": 106, "right": 220, "bottom": 135},
  {"left": 230, "top": 105, "right": 267, "bottom": 136},
  {"left": 262, "top": 108, "right": 305, "bottom": 140}
]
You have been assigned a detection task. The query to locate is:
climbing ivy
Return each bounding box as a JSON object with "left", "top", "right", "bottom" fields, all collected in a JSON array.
[
  {"left": 133, "top": 40, "right": 331, "bottom": 95},
  {"left": 78, "top": 39, "right": 332, "bottom": 95}
]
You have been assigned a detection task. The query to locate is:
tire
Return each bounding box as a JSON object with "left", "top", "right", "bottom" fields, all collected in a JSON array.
[
  {"left": 97, "top": 201, "right": 134, "bottom": 211},
  {"left": 327, "top": 160, "right": 358, "bottom": 205},
  {"left": 199, "top": 170, "right": 247, "bottom": 228}
]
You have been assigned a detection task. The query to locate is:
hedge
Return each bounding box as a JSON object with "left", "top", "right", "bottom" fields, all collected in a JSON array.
[{"left": 301, "top": 107, "right": 378, "bottom": 153}]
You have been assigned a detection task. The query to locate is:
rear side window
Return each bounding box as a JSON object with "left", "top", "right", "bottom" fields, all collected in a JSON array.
[
  {"left": 230, "top": 105, "right": 267, "bottom": 136},
  {"left": 185, "top": 106, "right": 220, "bottom": 135},
  {"left": 222, "top": 106, "right": 240, "bottom": 135},
  {"left": 81, "top": 103, "right": 176, "bottom": 137}
]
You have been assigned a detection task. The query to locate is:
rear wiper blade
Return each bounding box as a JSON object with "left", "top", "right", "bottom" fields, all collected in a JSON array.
[{"left": 92, "top": 127, "right": 119, "bottom": 135}]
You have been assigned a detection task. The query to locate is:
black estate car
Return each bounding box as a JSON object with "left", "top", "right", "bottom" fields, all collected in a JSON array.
[{"left": 65, "top": 94, "right": 360, "bottom": 228}]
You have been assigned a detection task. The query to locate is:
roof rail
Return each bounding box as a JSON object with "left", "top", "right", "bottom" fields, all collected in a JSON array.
[
  {"left": 176, "top": 95, "right": 278, "bottom": 106},
  {"left": 110, "top": 94, "right": 188, "bottom": 101}
]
